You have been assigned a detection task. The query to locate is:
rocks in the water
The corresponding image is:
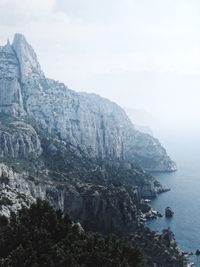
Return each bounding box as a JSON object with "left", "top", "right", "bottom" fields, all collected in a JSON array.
[
  {"left": 182, "top": 251, "right": 193, "bottom": 259},
  {"left": 139, "top": 182, "right": 158, "bottom": 199},
  {"left": 140, "top": 200, "right": 163, "bottom": 221},
  {"left": 154, "top": 180, "right": 171, "bottom": 194},
  {"left": 196, "top": 249, "right": 200, "bottom": 256},
  {"left": 157, "top": 211, "right": 163, "bottom": 218},
  {"left": 165, "top": 207, "right": 174, "bottom": 218},
  {"left": 161, "top": 228, "right": 176, "bottom": 247},
  {"left": 157, "top": 187, "right": 171, "bottom": 194},
  {"left": 131, "top": 227, "right": 186, "bottom": 267},
  {"left": 143, "top": 208, "right": 163, "bottom": 220}
]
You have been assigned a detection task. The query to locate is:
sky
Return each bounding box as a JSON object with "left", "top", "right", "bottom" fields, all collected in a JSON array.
[{"left": 0, "top": 0, "right": 200, "bottom": 131}]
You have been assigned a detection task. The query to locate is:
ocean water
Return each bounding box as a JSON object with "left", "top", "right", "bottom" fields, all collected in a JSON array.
[{"left": 146, "top": 131, "right": 200, "bottom": 266}]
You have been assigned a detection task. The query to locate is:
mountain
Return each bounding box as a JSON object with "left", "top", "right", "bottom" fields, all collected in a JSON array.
[
  {"left": 0, "top": 34, "right": 176, "bottom": 172},
  {"left": 0, "top": 32, "right": 177, "bottom": 226},
  {"left": 0, "top": 34, "right": 184, "bottom": 266},
  {"left": 0, "top": 32, "right": 177, "bottom": 223},
  {"left": 0, "top": 199, "right": 187, "bottom": 267}
]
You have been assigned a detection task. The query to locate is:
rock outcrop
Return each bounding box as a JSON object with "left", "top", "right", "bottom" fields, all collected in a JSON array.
[
  {"left": 0, "top": 33, "right": 177, "bottom": 234},
  {"left": 0, "top": 34, "right": 183, "bottom": 265},
  {"left": 165, "top": 207, "right": 174, "bottom": 218},
  {"left": 131, "top": 227, "right": 186, "bottom": 267},
  {"left": 0, "top": 41, "right": 25, "bottom": 116},
  {"left": 12, "top": 34, "right": 44, "bottom": 83},
  {"left": 0, "top": 119, "right": 42, "bottom": 159},
  {"left": 0, "top": 34, "right": 176, "bottom": 172},
  {"left": 0, "top": 162, "right": 141, "bottom": 235}
]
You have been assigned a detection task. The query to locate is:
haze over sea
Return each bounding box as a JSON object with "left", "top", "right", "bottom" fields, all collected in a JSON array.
[{"left": 146, "top": 128, "right": 200, "bottom": 266}]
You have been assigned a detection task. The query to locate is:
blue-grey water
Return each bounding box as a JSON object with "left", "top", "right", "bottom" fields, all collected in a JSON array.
[{"left": 146, "top": 131, "right": 200, "bottom": 266}]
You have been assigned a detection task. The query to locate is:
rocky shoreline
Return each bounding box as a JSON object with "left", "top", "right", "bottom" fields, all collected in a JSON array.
[
  {"left": 140, "top": 193, "right": 197, "bottom": 267},
  {"left": 129, "top": 227, "right": 187, "bottom": 267},
  {"left": 0, "top": 33, "right": 186, "bottom": 266}
]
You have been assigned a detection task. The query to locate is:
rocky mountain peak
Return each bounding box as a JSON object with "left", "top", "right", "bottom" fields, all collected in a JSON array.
[
  {"left": 13, "top": 33, "right": 26, "bottom": 44},
  {"left": 12, "top": 33, "right": 44, "bottom": 82},
  {"left": 0, "top": 33, "right": 176, "bottom": 172},
  {"left": 2, "top": 39, "right": 13, "bottom": 54},
  {"left": 0, "top": 36, "right": 25, "bottom": 117}
]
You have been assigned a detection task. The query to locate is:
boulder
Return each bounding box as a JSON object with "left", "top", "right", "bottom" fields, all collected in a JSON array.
[
  {"left": 196, "top": 249, "right": 200, "bottom": 256},
  {"left": 165, "top": 207, "right": 174, "bottom": 218}
]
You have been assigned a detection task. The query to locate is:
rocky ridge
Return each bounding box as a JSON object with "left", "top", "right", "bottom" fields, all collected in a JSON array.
[
  {"left": 0, "top": 34, "right": 185, "bottom": 266},
  {"left": 0, "top": 33, "right": 176, "bottom": 172},
  {"left": 0, "top": 160, "right": 145, "bottom": 235},
  {"left": 0, "top": 162, "right": 186, "bottom": 266},
  {"left": 0, "top": 118, "right": 42, "bottom": 158},
  {"left": 0, "top": 32, "right": 175, "bottom": 234}
]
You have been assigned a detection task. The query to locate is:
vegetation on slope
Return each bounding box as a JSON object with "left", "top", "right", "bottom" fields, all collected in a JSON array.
[{"left": 0, "top": 199, "right": 144, "bottom": 267}]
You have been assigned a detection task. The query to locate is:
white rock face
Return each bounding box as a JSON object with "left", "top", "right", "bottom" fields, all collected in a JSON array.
[
  {"left": 12, "top": 34, "right": 44, "bottom": 84},
  {"left": 0, "top": 163, "right": 142, "bottom": 234},
  {"left": 27, "top": 83, "right": 127, "bottom": 160},
  {"left": 0, "top": 163, "right": 33, "bottom": 216},
  {"left": 0, "top": 41, "right": 25, "bottom": 116},
  {"left": 0, "top": 121, "right": 42, "bottom": 158},
  {"left": 0, "top": 34, "right": 176, "bottom": 171}
]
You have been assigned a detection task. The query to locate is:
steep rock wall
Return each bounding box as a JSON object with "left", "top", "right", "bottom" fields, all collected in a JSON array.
[{"left": 0, "top": 34, "right": 176, "bottom": 171}]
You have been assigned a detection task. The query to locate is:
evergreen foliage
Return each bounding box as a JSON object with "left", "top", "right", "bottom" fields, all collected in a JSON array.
[{"left": 0, "top": 199, "right": 144, "bottom": 267}]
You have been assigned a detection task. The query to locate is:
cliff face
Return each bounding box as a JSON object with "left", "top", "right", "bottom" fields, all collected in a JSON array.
[
  {"left": 0, "top": 34, "right": 184, "bottom": 267},
  {"left": 124, "top": 130, "right": 177, "bottom": 171},
  {"left": 0, "top": 33, "right": 176, "bottom": 234},
  {"left": 0, "top": 119, "right": 42, "bottom": 158},
  {"left": 0, "top": 34, "right": 176, "bottom": 172},
  {"left": 26, "top": 84, "right": 176, "bottom": 171},
  {"left": 0, "top": 115, "right": 163, "bottom": 234},
  {"left": 0, "top": 41, "right": 24, "bottom": 117},
  {"left": 0, "top": 161, "right": 143, "bottom": 235},
  {"left": 0, "top": 162, "right": 186, "bottom": 266}
]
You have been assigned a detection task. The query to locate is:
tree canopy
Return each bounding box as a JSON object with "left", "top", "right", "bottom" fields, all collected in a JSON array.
[{"left": 0, "top": 199, "right": 144, "bottom": 267}]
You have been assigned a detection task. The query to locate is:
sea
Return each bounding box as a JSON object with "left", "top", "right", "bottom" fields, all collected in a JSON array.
[{"left": 146, "top": 130, "right": 200, "bottom": 266}]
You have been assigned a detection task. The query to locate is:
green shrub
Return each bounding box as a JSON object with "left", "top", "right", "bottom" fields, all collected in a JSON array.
[{"left": 0, "top": 199, "right": 144, "bottom": 267}]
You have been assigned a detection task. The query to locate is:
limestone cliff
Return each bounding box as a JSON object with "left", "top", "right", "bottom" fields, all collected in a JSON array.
[
  {"left": 0, "top": 33, "right": 175, "bottom": 234},
  {"left": 0, "top": 33, "right": 176, "bottom": 172},
  {"left": 0, "top": 41, "right": 24, "bottom": 116},
  {"left": 0, "top": 161, "right": 145, "bottom": 235},
  {"left": 0, "top": 33, "right": 183, "bottom": 267},
  {"left": 0, "top": 118, "right": 42, "bottom": 158}
]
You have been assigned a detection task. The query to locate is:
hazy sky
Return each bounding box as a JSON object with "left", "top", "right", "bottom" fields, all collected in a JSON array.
[{"left": 0, "top": 0, "right": 200, "bottom": 130}]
